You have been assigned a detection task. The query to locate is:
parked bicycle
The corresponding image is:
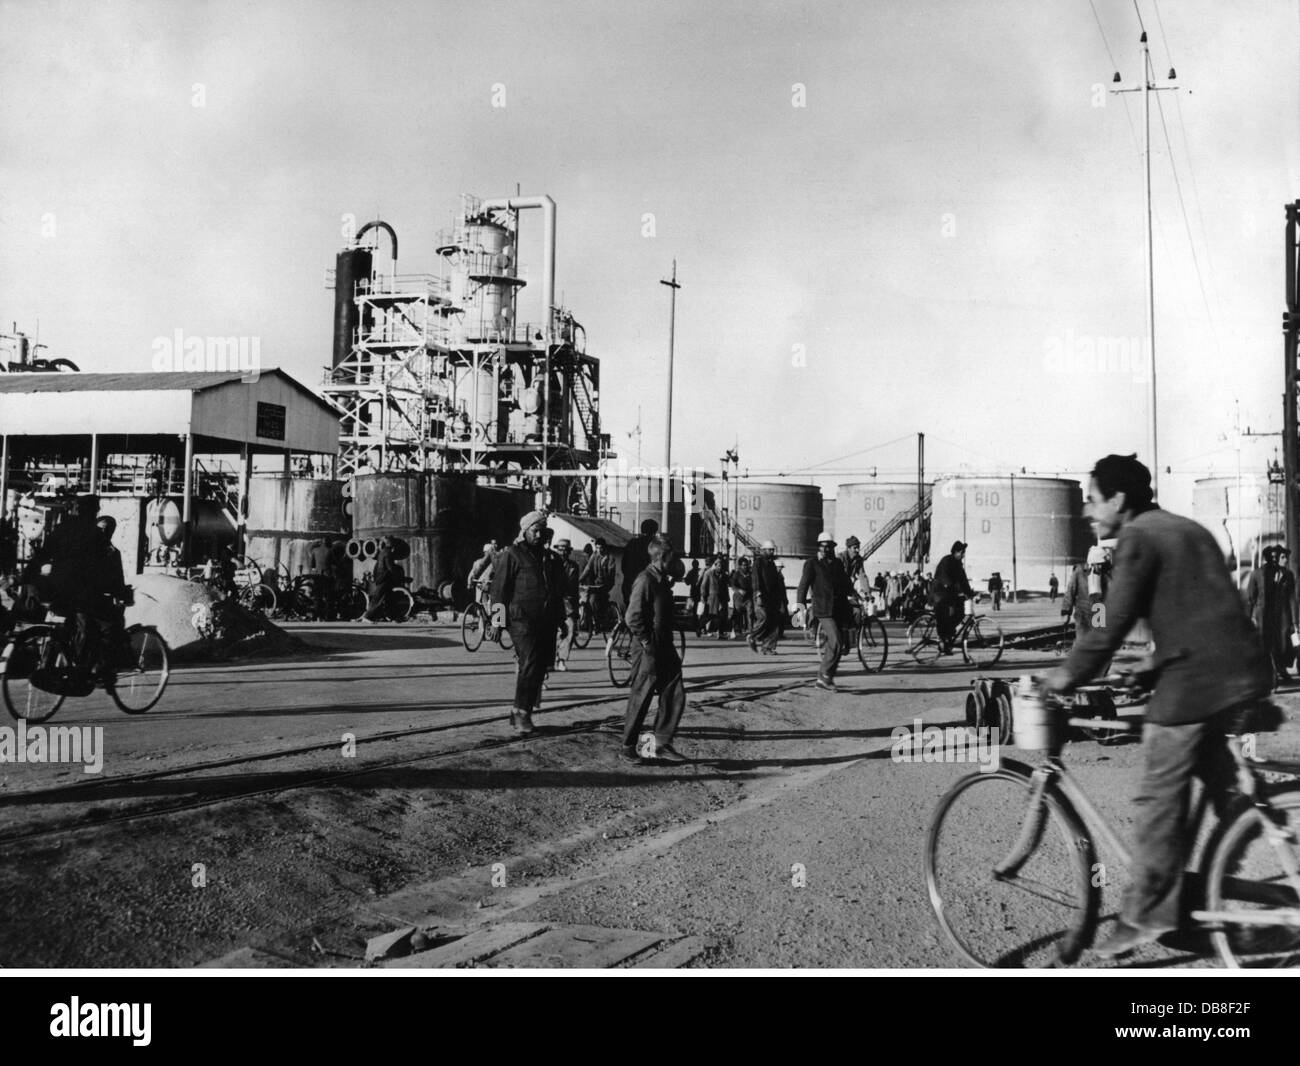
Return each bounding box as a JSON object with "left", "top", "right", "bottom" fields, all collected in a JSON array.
[
  {"left": 0, "top": 592, "right": 170, "bottom": 721},
  {"left": 906, "top": 599, "right": 1003, "bottom": 666},
  {"left": 925, "top": 673, "right": 1300, "bottom": 968}
]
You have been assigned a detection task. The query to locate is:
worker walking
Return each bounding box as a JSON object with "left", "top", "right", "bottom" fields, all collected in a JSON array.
[
  {"left": 491, "top": 511, "right": 575, "bottom": 734},
  {"left": 749, "top": 540, "right": 785, "bottom": 654},
  {"left": 701, "top": 554, "right": 729, "bottom": 638},
  {"left": 551, "top": 537, "right": 581, "bottom": 672},
  {"left": 796, "top": 532, "right": 855, "bottom": 692},
  {"left": 730, "top": 556, "right": 753, "bottom": 640},
  {"left": 618, "top": 518, "right": 658, "bottom": 617},
  {"left": 620, "top": 535, "right": 689, "bottom": 764},
  {"left": 988, "top": 572, "right": 1003, "bottom": 612},
  {"left": 1246, "top": 545, "right": 1296, "bottom": 686}
]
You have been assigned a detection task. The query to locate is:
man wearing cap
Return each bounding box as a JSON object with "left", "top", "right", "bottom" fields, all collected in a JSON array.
[
  {"left": 490, "top": 511, "right": 575, "bottom": 734},
  {"left": 931, "top": 541, "right": 975, "bottom": 653},
  {"left": 1246, "top": 545, "right": 1296, "bottom": 685},
  {"left": 796, "top": 532, "right": 855, "bottom": 691},
  {"left": 750, "top": 540, "right": 785, "bottom": 654},
  {"left": 550, "top": 537, "right": 581, "bottom": 672},
  {"left": 621, "top": 535, "right": 689, "bottom": 764}
]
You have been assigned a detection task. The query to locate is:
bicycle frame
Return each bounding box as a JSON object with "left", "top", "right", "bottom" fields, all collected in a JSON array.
[{"left": 999, "top": 735, "right": 1300, "bottom": 935}]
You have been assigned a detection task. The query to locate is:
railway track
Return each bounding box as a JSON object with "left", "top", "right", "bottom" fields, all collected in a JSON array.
[{"left": 0, "top": 662, "right": 813, "bottom": 847}]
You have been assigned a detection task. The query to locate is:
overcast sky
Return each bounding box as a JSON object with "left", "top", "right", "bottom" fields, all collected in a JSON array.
[{"left": 2, "top": 0, "right": 1297, "bottom": 511}]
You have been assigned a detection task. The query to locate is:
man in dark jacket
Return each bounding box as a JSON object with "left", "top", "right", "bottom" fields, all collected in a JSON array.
[
  {"left": 21, "top": 494, "right": 112, "bottom": 665},
  {"left": 618, "top": 518, "right": 658, "bottom": 615},
  {"left": 749, "top": 540, "right": 786, "bottom": 654},
  {"left": 491, "top": 511, "right": 575, "bottom": 734},
  {"left": 1246, "top": 545, "right": 1295, "bottom": 685},
  {"left": 620, "top": 535, "right": 688, "bottom": 764},
  {"left": 838, "top": 536, "right": 864, "bottom": 586},
  {"left": 930, "top": 541, "right": 975, "bottom": 651},
  {"left": 796, "top": 531, "right": 855, "bottom": 691},
  {"left": 729, "top": 556, "right": 753, "bottom": 640},
  {"left": 551, "top": 537, "right": 581, "bottom": 672},
  {"left": 700, "top": 554, "right": 729, "bottom": 638},
  {"left": 1046, "top": 454, "right": 1272, "bottom": 957},
  {"left": 578, "top": 536, "right": 616, "bottom": 626}
]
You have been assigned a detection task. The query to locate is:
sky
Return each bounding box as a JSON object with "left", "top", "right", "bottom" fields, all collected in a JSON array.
[{"left": 1, "top": 0, "right": 1297, "bottom": 514}]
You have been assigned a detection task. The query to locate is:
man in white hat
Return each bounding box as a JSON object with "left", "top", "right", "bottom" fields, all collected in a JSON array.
[
  {"left": 490, "top": 510, "right": 574, "bottom": 733},
  {"left": 749, "top": 540, "right": 785, "bottom": 654},
  {"left": 796, "top": 532, "right": 855, "bottom": 691}
]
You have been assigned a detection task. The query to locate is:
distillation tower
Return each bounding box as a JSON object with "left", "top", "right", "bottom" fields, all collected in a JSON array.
[{"left": 323, "top": 195, "right": 610, "bottom": 514}]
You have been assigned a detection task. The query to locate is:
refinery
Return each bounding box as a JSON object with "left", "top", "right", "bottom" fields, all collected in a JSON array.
[{"left": 0, "top": 0, "right": 1298, "bottom": 995}]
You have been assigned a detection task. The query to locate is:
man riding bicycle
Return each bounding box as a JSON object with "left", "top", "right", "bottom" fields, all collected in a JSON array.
[
  {"left": 579, "top": 537, "right": 615, "bottom": 627},
  {"left": 931, "top": 541, "right": 975, "bottom": 654},
  {"left": 1044, "top": 454, "right": 1272, "bottom": 958},
  {"left": 19, "top": 494, "right": 127, "bottom": 681}
]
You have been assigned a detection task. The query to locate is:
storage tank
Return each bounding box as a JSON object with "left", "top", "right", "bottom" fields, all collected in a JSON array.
[
  {"left": 1192, "top": 475, "right": 1284, "bottom": 571},
  {"left": 332, "top": 247, "right": 372, "bottom": 368},
  {"left": 929, "top": 476, "right": 1089, "bottom": 592},
  {"left": 726, "top": 481, "right": 823, "bottom": 558},
  {"left": 244, "top": 477, "right": 350, "bottom": 578},
  {"left": 822, "top": 498, "right": 836, "bottom": 541},
  {"left": 836, "top": 482, "right": 932, "bottom": 567}
]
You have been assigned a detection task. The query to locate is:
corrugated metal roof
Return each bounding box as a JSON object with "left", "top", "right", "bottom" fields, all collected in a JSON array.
[
  {"left": 0, "top": 368, "right": 336, "bottom": 417},
  {"left": 0, "top": 371, "right": 251, "bottom": 393},
  {"left": 550, "top": 515, "right": 634, "bottom": 549}
]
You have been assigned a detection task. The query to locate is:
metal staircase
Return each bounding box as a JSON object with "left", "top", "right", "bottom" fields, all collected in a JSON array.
[{"left": 861, "top": 487, "right": 932, "bottom": 562}]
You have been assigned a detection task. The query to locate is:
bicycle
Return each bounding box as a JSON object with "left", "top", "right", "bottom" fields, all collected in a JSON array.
[
  {"left": 606, "top": 619, "right": 687, "bottom": 689},
  {"left": 799, "top": 599, "right": 890, "bottom": 673},
  {"left": 0, "top": 596, "right": 170, "bottom": 721},
  {"left": 459, "top": 597, "right": 514, "bottom": 653},
  {"left": 925, "top": 674, "right": 1300, "bottom": 968},
  {"left": 907, "top": 599, "right": 1003, "bottom": 667},
  {"left": 573, "top": 588, "right": 619, "bottom": 650}
]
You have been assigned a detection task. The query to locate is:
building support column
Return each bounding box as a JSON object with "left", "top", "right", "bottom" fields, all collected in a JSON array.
[
  {"left": 89, "top": 434, "right": 99, "bottom": 494},
  {"left": 181, "top": 433, "right": 194, "bottom": 565}
]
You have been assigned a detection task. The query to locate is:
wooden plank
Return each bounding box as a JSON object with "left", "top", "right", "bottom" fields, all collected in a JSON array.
[
  {"left": 484, "top": 925, "right": 666, "bottom": 969},
  {"left": 626, "top": 936, "right": 711, "bottom": 969},
  {"left": 383, "top": 922, "right": 550, "bottom": 969}
]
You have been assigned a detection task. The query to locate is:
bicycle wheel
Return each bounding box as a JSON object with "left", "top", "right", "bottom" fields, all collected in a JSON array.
[
  {"left": 248, "top": 582, "right": 278, "bottom": 616},
  {"left": 497, "top": 625, "right": 514, "bottom": 652},
  {"left": 385, "top": 587, "right": 415, "bottom": 623},
  {"left": 607, "top": 624, "right": 634, "bottom": 688},
  {"left": 461, "top": 606, "right": 485, "bottom": 652},
  {"left": 341, "top": 585, "right": 368, "bottom": 621},
  {"left": 963, "top": 617, "right": 1004, "bottom": 668},
  {"left": 907, "top": 612, "right": 942, "bottom": 665},
  {"left": 1206, "top": 787, "right": 1300, "bottom": 968},
  {"left": 857, "top": 616, "right": 888, "bottom": 672},
  {"left": 1, "top": 628, "right": 68, "bottom": 723},
  {"left": 926, "top": 766, "right": 1098, "bottom": 968},
  {"left": 109, "top": 626, "right": 170, "bottom": 714},
  {"left": 572, "top": 609, "right": 593, "bottom": 650}
]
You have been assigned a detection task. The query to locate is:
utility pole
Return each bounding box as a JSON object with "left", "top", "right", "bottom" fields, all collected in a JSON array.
[
  {"left": 660, "top": 261, "right": 681, "bottom": 534},
  {"left": 1285, "top": 202, "right": 1300, "bottom": 610},
  {"left": 916, "top": 433, "right": 925, "bottom": 577},
  {"left": 1111, "top": 31, "right": 1178, "bottom": 500},
  {"left": 631, "top": 405, "right": 642, "bottom": 532}
]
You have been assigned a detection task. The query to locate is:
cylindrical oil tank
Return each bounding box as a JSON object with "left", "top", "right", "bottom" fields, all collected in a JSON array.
[
  {"left": 244, "top": 477, "right": 351, "bottom": 577},
  {"left": 332, "top": 247, "right": 372, "bottom": 368},
  {"left": 836, "top": 482, "right": 933, "bottom": 568},
  {"left": 465, "top": 222, "right": 513, "bottom": 341},
  {"left": 728, "top": 481, "right": 823, "bottom": 559},
  {"left": 929, "top": 476, "right": 1089, "bottom": 592},
  {"left": 1192, "top": 475, "right": 1285, "bottom": 571},
  {"left": 822, "top": 498, "right": 836, "bottom": 541}
]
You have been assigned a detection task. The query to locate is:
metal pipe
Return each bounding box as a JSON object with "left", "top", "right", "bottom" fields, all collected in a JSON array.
[
  {"left": 0, "top": 434, "right": 8, "bottom": 527},
  {"left": 355, "top": 220, "right": 398, "bottom": 263},
  {"left": 89, "top": 434, "right": 98, "bottom": 494},
  {"left": 181, "top": 433, "right": 194, "bottom": 564}
]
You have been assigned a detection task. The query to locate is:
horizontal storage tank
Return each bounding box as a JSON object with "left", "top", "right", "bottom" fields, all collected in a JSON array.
[
  {"left": 929, "top": 476, "right": 1089, "bottom": 592},
  {"left": 244, "top": 476, "right": 351, "bottom": 578},
  {"left": 836, "top": 482, "right": 932, "bottom": 568},
  {"left": 1192, "top": 475, "right": 1285, "bottom": 572}
]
